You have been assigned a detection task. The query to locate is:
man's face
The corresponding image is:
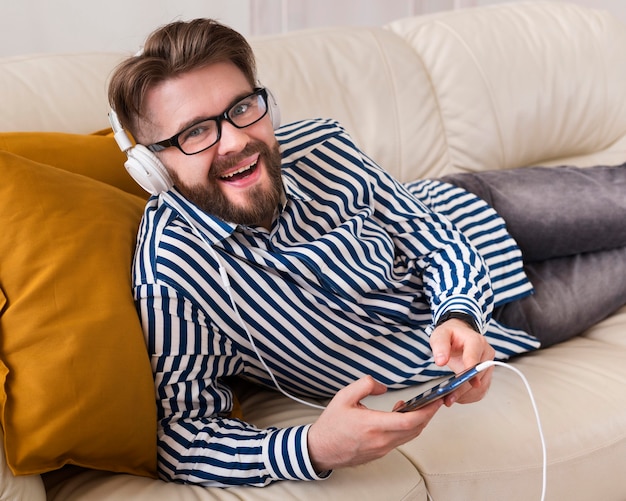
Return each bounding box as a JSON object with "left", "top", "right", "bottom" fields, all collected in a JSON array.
[{"left": 142, "top": 61, "right": 283, "bottom": 228}]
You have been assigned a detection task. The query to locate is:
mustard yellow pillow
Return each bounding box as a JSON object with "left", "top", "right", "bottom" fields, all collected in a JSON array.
[
  {"left": 0, "top": 130, "right": 148, "bottom": 199},
  {"left": 0, "top": 150, "right": 156, "bottom": 477}
]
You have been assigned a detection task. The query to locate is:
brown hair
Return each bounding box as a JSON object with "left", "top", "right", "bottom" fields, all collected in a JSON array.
[{"left": 108, "top": 18, "right": 257, "bottom": 138}]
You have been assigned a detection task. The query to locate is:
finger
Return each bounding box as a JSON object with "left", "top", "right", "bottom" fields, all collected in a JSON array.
[
  {"left": 460, "top": 332, "right": 486, "bottom": 369},
  {"left": 442, "top": 382, "right": 472, "bottom": 407},
  {"left": 429, "top": 327, "right": 452, "bottom": 366},
  {"left": 470, "top": 365, "right": 494, "bottom": 389},
  {"left": 336, "top": 376, "right": 387, "bottom": 406},
  {"left": 470, "top": 364, "right": 490, "bottom": 388},
  {"left": 400, "top": 399, "right": 444, "bottom": 430},
  {"left": 392, "top": 400, "right": 405, "bottom": 412},
  {"left": 446, "top": 368, "right": 495, "bottom": 405}
]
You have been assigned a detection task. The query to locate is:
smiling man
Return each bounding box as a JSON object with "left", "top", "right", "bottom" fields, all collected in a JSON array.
[
  {"left": 107, "top": 18, "right": 626, "bottom": 488},
  {"left": 142, "top": 66, "right": 283, "bottom": 229}
]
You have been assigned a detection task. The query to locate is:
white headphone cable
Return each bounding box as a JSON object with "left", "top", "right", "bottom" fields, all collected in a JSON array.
[
  {"left": 476, "top": 360, "right": 547, "bottom": 501},
  {"left": 214, "top": 251, "right": 327, "bottom": 411},
  {"left": 172, "top": 203, "right": 327, "bottom": 411}
]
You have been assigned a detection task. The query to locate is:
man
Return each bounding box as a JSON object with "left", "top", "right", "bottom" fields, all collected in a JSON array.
[{"left": 108, "top": 18, "right": 626, "bottom": 487}]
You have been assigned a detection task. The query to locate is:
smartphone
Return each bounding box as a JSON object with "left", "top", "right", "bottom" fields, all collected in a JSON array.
[{"left": 395, "top": 364, "right": 481, "bottom": 412}]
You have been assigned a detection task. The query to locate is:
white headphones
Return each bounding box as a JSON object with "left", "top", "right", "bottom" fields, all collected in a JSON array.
[{"left": 109, "top": 87, "right": 281, "bottom": 195}]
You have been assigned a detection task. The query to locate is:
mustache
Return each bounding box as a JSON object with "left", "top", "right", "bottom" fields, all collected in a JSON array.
[{"left": 210, "top": 141, "right": 271, "bottom": 178}]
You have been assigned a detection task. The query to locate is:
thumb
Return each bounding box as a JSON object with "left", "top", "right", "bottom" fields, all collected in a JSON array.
[{"left": 337, "top": 376, "right": 387, "bottom": 406}]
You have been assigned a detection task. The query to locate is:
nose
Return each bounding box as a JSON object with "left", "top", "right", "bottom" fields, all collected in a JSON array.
[{"left": 216, "top": 120, "right": 248, "bottom": 156}]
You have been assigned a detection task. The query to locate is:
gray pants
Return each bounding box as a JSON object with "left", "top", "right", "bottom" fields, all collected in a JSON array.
[{"left": 442, "top": 164, "right": 626, "bottom": 347}]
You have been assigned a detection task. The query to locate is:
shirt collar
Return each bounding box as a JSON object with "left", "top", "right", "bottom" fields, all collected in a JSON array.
[
  {"left": 282, "top": 170, "right": 311, "bottom": 202},
  {"left": 160, "top": 188, "right": 234, "bottom": 242}
]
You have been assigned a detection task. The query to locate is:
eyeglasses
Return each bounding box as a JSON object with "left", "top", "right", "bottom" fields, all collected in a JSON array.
[{"left": 146, "top": 88, "right": 269, "bottom": 155}]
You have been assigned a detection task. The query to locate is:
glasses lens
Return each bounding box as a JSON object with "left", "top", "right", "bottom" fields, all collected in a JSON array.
[
  {"left": 228, "top": 90, "right": 268, "bottom": 128},
  {"left": 178, "top": 119, "right": 219, "bottom": 154},
  {"left": 174, "top": 90, "right": 268, "bottom": 155}
]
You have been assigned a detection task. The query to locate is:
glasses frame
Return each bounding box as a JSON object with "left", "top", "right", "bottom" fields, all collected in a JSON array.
[{"left": 146, "top": 87, "right": 269, "bottom": 156}]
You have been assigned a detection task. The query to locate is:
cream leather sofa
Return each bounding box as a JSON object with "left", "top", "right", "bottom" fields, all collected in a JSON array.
[{"left": 1, "top": 2, "right": 625, "bottom": 500}]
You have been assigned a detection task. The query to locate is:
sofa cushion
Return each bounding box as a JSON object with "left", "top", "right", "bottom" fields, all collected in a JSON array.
[
  {"left": 362, "top": 311, "right": 626, "bottom": 500},
  {"left": 0, "top": 130, "right": 147, "bottom": 198},
  {"left": 0, "top": 150, "right": 156, "bottom": 477}
]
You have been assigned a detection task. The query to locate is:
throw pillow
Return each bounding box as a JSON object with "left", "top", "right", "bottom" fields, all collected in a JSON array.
[
  {"left": 0, "top": 150, "right": 156, "bottom": 477},
  {"left": 0, "top": 130, "right": 148, "bottom": 199}
]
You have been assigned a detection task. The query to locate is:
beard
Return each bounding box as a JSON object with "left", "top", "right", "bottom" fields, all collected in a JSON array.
[{"left": 168, "top": 140, "right": 284, "bottom": 227}]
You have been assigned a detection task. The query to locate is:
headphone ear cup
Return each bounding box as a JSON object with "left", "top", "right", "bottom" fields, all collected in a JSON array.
[
  {"left": 124, "top": 144, "right": 173, "bottom": 195},
  {"left": 265, "top": 88, "right": 281, "bottom": 129}
]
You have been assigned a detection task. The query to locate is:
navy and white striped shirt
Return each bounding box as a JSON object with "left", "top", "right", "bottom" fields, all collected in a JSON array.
[{"left": 133, "top": 119, "right": 539, "bottom": 486}]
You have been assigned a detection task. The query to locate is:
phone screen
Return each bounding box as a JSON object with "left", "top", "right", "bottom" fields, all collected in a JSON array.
[{"left": 395, "top": 365, "right": 480, "bottom": 412}]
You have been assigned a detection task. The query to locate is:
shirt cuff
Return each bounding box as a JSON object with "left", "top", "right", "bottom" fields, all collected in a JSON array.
[
  {"left": 262, "top": 424, "right": 332, "bottom": 481},
  {"left": 434, "top": 296, "right": 485, "bottom": 334},
  {"left": 436, "top": 311, "right": 480, "bottom": 332}
]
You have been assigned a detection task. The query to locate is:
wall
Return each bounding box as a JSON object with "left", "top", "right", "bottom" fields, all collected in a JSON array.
[
  {"left": 0, "top": 0, "right": 250, "bottom": 57},
  {"left": 1, "top": 0, "right": 625, "bottom": 58}
]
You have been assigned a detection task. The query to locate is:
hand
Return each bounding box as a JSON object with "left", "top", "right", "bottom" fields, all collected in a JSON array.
[
  {"left": 429, "top": 319, "right": 495, "bottom": 406},
  {"left": 307, "top": 376, "right": 443, "bottom": 473}
]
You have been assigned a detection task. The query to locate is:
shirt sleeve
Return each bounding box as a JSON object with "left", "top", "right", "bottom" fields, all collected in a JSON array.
[
  {"left": 358, "top": 153, "right": 493, "bottom": 333},
  {"left": 135, "top": 282, "right": 327, "bottom": 486}
]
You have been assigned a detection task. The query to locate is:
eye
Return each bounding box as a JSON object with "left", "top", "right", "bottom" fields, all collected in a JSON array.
[
  {"left": 180, "top": 120, "right": 216, "bottom": 144},
  {"left": 230, "top": 96, "right": 257, "bottom": 119},
  {"left": 186, "top": 126, "right": 205, "bottom": 138},
  {"left": 231, "top": 102, "right": 251, "bottom": 118}
]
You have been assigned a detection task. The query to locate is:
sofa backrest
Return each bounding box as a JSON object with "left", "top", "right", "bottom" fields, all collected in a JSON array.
[
  {"left": 252, "top": 26, "right": 447, "bottom": 182},
  {"left": 253, "top": 1, "right": 626, "bottom": 180},
  {"left": 0, "top": 52, "right": 124, "bottom": 134},
  {"left": 385, "top": 1, "right": 626, "bottom": 177},
  {"left": 1, "top": 2, "right": 625, "bottom": 184}
]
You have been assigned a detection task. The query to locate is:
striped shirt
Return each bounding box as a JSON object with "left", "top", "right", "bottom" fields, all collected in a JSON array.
[{"left": 133, "top": 118, "right": 539, "bottom": 487}]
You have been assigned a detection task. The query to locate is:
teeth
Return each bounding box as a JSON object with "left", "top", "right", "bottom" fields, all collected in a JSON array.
[{"left": 221, "top": 161, "right": 257, "bottom": 179}]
